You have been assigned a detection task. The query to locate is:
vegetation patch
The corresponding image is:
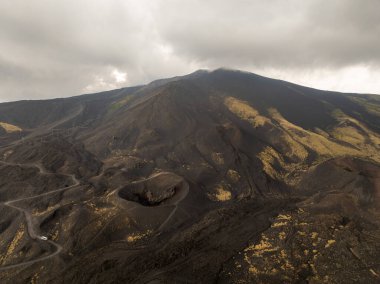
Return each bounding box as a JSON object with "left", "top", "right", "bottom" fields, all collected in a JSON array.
[
  {"left": 227, "top": 169, "right": 240, "bottom": 183},
  {"left": 127, "top": 230, "right": 152, "bottom": 243},
  {"left": 0, "top": 224, "right": 25, "bottom": 265},
  {"left": 0, "top": 121, "right": 22, "bottom": 133},
  {"left": 209, "top": 184, "right": 232, "bottom": 201},
  {"left": 108, "top": 95, "right": 134, "bottom": 111},
  {"left": 224, "top": 96, "right": 269, "bottom": 127},
  {"left": 211, "top": 152, "right": 224, "bottom": 165}
]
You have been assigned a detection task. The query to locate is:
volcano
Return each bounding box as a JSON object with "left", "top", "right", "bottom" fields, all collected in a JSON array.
[{"left": 0, "top": 69, "right": 380, "bottom": 283}]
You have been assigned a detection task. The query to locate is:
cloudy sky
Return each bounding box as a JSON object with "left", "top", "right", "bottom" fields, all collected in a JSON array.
[{"left": 0, "top": 0, "right": 379, "bottom": 102}]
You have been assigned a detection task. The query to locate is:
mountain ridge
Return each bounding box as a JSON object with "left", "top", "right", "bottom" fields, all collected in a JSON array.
[{"left": 0, "top": 68, "right": 380, "bottom": 283}]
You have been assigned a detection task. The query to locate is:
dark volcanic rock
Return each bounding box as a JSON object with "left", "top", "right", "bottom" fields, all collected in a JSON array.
[{"left": 0, "top": 69, "right": 380, "bottom": 283}]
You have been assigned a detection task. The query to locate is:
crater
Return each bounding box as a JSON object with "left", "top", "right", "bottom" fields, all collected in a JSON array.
[{"left": 118, "top": 172, "right": 185, "bottom": 207}]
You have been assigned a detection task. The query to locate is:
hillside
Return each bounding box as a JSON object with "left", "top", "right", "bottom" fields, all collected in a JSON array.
[{"left": 0, "top": 69, "right": 380, "bottom": 283}]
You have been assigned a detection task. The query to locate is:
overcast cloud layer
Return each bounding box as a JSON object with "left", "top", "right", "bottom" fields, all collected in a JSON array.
[{"left": 0, "top": 0, "right": 379, "bottom": 102}]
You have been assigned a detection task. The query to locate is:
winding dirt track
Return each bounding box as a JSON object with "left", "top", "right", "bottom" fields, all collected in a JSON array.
[
  {"left": 0, "top": 161, "right": 80, "bottom": 271},
  {"left": 0, "top": 166, "right": 188, "bottom": 272}
]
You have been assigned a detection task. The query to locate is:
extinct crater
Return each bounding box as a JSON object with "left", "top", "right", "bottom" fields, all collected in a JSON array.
[{"left": 118, "top": 172, "right": 184, "bottom": 206}]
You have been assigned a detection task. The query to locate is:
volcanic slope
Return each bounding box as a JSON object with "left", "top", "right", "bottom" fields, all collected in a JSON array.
[{"left": 0, "top": 69, "right": 380, "bottom": 283}]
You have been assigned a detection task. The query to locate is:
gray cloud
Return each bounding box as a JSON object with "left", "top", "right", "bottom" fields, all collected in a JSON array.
[
  {"left": 0, "top": 0, "right": 379, "bottom": 102},
  {"left": 156, "top": 0, "right": 380, "bottom": 68}
]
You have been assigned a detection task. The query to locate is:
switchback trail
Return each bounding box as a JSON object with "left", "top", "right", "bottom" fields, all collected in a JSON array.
[{"left": 0, "top": 160, "right": 80, "bottom": 271}]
